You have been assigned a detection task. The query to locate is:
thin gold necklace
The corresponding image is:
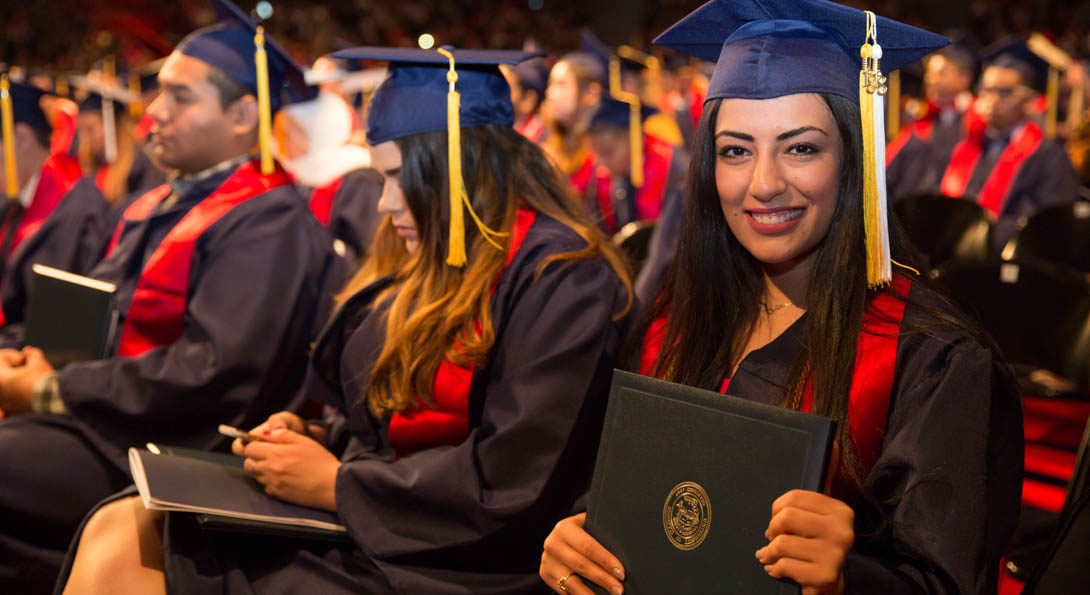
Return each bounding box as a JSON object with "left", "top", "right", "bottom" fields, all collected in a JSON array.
[{"left": 760, "top": 301, "right": 794, "bottom": 316}]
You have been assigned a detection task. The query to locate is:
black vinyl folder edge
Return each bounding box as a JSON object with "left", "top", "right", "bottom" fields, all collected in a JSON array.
[
  {"left": 26, "top": 264, "right": 118, "bottom": 366},
  {"left": 129, "top": 446, "right": 347, "bottom": 536},
  {"left": 584, "top": 370, "right": 836, "bottom": 595}
]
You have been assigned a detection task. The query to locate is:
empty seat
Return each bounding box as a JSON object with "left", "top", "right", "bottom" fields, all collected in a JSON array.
[
  {"left": 893, "top": 194, "right": 994, "bottom": 269},
  {"left": 1003, "top": 201, "right": 1090, "bottom": 274}
]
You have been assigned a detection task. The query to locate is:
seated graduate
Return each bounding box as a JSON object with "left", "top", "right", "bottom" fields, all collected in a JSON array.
[
  {"left": 936, "top": 39, "right": 1081, "bottom": 251},
  {"left": 501, "top": 53, "right": 551, "bottom": 144},
  {"left": 58, "top": 46, "right": 633, "bottom": 594},
  {"left": 0, "top": 2, "right": 340, "bottom": 591},
  {"left": 586, "top": 98, "right": 687, "bottom": 235},
  {"left": 539, "top": 1, "right": 1023, "bottom": 594},
  {"left": 0, "top": 78, "right": 101, "bottom": 331},
  {"left": 72, "top": 73, "right": 167, "bottom": 207},
  {"left": 274, "top": 88, "right": 384, "bottom": 268}
]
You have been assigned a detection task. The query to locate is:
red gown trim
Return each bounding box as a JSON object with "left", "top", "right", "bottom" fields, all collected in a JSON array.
[
  {"left": 387, "top": 207, "right": 539, "bottom": 456},
  {"left": 115, "top": 160, "right": 291, "bottom": 357},
  {"left": 940, "top": 121, "right": 1044, "bottom": 218},
  {"left": 308, "top": 176, "right": 344, "bottom": 227},
  {"left": 1, "top": 153, "right": 82, "bottom": 261}
]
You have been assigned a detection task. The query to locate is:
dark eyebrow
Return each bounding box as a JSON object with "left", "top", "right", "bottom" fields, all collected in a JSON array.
[
  {"left": 715, "top": 126, "right": 829, "bottom": 143},
  {"left": 382, "top": 167, "right": 401, "bottom": 179}
]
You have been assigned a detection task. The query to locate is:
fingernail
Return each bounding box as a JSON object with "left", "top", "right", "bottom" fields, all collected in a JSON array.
[
  {"left": 613, "top": 567, "right": 625, "bottom": 581},
  {"left": 755, "top": 548, "right": 764, "bottom": 562},
  {"left": 764, "top": 565, "right": 773, "bottom": 574},
  {"left": 612, "top": 586, "right": 623, "bottom": 595}
]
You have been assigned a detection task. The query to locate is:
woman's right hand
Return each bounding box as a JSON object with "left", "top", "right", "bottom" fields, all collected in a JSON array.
[{"left": 540, "top": 513, "right": 626, "bottom": 595}]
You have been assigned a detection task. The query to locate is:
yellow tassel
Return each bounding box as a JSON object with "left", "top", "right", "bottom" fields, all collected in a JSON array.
[
  {"left": 1045, "top": 67, "right": 1059, "bottom": 139},
  {"left": 609, "top": 57, "right": 643, "bottom": 188},
  {"left": 254, "top": 26, "right": 274, "bottom": 175},
  {"left": 859, "top": 12, "right": 891, "bottom": 289},
  {"left": 128, "top": 71, "right": 143, "bottom": 119},
  {"left": 0, "top": 75, "right": 18, "bottom": 199},
  {"left": 103, "top": 56, "right": 118, "bottom": 164},
  {"left": 436, "top": 48, "right": 508, "bottom": 268}
]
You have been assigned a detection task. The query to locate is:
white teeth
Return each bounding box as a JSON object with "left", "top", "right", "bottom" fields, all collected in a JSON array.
[{"left": 750, "top": 209, "right": 803, "bottom": 224}]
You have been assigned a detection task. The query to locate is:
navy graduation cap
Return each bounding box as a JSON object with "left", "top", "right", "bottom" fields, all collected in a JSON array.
[
  {"left": 588, "top": 97, "right": 657, "bottom": 132},
  {"left": 330, "top": 46, "right": 542, "bottom": 267},
  {"left": 330, "top": 47, "right": 541, "bottom": 145},
  {"left": 981, "top": 37, "right": 1051, "bottom": 93},
  {"left": 1, "top": 78, "right": 51, "bottom": 135},
  {"left": 654, "top": 0, "right": 949, "bottom": 105},
  {"left": 655, "top": 0, "right": 949, "bottom": 288},
  {"left": 176, "top": 0, "right": 312, "bottom": 112}
]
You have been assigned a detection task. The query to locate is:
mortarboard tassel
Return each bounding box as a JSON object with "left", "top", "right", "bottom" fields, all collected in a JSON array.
[
  {"left": 0, "top": 75, "right": 18, "bottom": 199},
  {"left": 128, "top": 70, "right": 143, "bottom": 119},
  {"left": 436, "top": 48, "right": 508, "bottom": 268},
  {"left": 1044, "top": 66, "right": 1059, "bottom": 139},
  {"left": 859, "top": 11, "right": 891, "bottom": 288},
  {"left": 103, "top": 56, "right": 118, "bottom": 164},
  {"left": 254, "top": 26, "right": 274, "bottom": 175},
  {"left": 609, "top": 57, "right": 644, "bottom": 188}
]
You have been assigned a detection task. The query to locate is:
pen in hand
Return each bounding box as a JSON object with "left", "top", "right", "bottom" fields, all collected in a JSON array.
[{"left": 218, "top": 423, "right": 266, "bottom": 443}]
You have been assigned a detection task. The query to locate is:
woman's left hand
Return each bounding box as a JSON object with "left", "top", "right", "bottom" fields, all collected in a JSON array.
[
  {"left": 755, "top": 489, "right": 854, "bottom": 595},
  {"left": 240, "top": 428, "right": 340, "bottom": 511}
]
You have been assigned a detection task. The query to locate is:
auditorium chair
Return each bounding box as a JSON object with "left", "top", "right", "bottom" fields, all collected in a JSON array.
[
  {"left": 1002, "top": 201, "right": 1090, "bottom": 276},
  {"left": 893, "top": 194, "right": 993, "bottom": 270}
]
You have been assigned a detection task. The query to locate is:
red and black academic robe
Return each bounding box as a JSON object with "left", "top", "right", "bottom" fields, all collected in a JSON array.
[
  {"left": 305, "top": 167, "right": 384, "bottom": 268},
  {"left": 91, "top": 149, "right": 168, "bottom": 202},
  {"left": 939, "top": 120, "right": 1081, "bottom": 250},
  {"left": 0, "top": 160, "right": 341, "bottom": 594},
  {"left": 0, "top": 178, "right": 111, "bottom": 334},
  {"left": 0, "top": 154, "right": 82, "bottom": 271},
  {"left": 586, "top": 134, "right": 688, "bottom": 235},
  {"left": 640, "top": 281, "right": 1022, "bottom": 594},
  {"left": 514, "top": 113, "right": 548, "bottom": 145},
  {"left": 155, "top": 211, "right": 632, "bottom": 594},
  {"left": 885, "top": 100, "right": 975, "bottom": 201}
]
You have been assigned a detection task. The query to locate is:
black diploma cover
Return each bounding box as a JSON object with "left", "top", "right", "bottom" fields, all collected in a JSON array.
[{"left": 584, "top": 370, "right": 836, "bottom": 594}]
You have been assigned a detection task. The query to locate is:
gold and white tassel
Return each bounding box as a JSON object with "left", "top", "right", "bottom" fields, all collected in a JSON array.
[{"left": 859, "top": 11, "right": 891, "bottom": 288}]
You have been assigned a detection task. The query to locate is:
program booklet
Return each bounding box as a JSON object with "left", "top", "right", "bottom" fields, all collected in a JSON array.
[
  {"left": 129, "top": 445, "right": 347, "bottom": 537},
  {"left": 584, "top": 370, "right": 836, "bottom": 594},
  {"left": 25, "top": 264, "right": 118, "bottom": 366}
]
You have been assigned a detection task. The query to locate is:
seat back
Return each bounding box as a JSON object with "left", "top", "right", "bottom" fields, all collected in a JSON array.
[
  {"left": 934, "top": 259, "right": 1090, "bottom": 389},
  {"left": 893, "top": 194, "right": 993, "bottom": 269},
  {"left": 612, "top": 220, "right": 656, "bottom": 276},
  {"left": 1004, "top": 202, "right": 1090, "bottom": 274}
]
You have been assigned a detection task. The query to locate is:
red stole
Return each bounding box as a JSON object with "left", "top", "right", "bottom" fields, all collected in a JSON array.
[
  {"left": 1, "top": 153, "right": 82, "bottom": 260},
  {"left": 515, "top": 114, "right": 547, "bottom": 145},
  {"left": 634, "top": 135, "right": 676, "bottom": 222},
  {"left": 885, "top": 101, "right": 938, "bottom": 167},
  {"left": 940, "top": 121, "right": 1044, "bottom": 218},
  {"left": 387, "top": 207, "right": 538, "bottom": 457},
  {"left": 639, "top": 276, "right": 910, "bottom": 499},
  {"left": 112, "top": 161, "right": 291, "bottom": 357},
  {"left": 308, "top": 176, "right": 344, "bottom": 227}
]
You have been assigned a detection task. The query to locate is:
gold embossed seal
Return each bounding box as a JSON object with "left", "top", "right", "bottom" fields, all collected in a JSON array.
[{"left": 662, "top": 481, "right": 712, "bottom": 550}]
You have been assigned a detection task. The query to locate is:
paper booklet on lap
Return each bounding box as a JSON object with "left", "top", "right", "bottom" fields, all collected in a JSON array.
[
  {"left": 25, "top": 264, "right": 118, "bottom": 367},
  {"left": 584, "top": 370, "right": 836, "bottom": 595},
  {"left": 129, "top": 444, "right": 348, "bottom": 537}
]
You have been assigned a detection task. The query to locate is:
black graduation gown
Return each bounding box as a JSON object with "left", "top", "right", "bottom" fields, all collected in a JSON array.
[
  {"left": 724, "top": 285, "right": 1022, "bottom": 594},
  {"left": 159, "top": 213, "right": 631, "bottom": 594},
  {"left": 887, "top": 112, "right": 966, "bottom": 202},
  {"left": 961, "top": 138, "right": 1081, "bottom": 251},
  {"left": 0, "top": 164, "right": 340, "bottom": 594},
  {"left": 316, "top": 167, "right": 384, "bottom": 267},
  {"left": 0, "top": 178, "right": 110, "bottom": 335}
]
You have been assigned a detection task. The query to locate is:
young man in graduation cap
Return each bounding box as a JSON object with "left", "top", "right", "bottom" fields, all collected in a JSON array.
[
  {"left": 885, "top": 39, "right": 980, "bottom": 200},
  {"left": 0, "top": 1, "right": 341, "bottom": 591},
  {"left": 938, "top": 38, "right": 1081, "bottom": 251},
  {"left": 71, "top": 74, "right": 166, "bottom": 206},
  {"left": 0, "top": 76, "right": 116, "bottom": 338}
]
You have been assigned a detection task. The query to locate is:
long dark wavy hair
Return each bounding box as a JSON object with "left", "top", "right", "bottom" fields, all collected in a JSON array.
[
  {"left": 340, "top": 124, "right": 632, "bottom": 418},
  {"left": 641, "top": 93, "right": 983, "bottom": 486}
]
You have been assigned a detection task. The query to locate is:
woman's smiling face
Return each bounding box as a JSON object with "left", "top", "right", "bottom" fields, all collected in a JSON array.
[{"left": 714, "top": 93, "right": 843, "bottom": 276}]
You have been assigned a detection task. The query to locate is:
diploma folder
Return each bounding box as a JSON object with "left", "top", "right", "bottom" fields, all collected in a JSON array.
[
  {"left": 25, "top": 264, "right": 118, "bottom": 366},
  {"left": 585, "top": 370, "right": 836, "bottom": 595},
  {"left": 129, "top": 446, "right": 347, "bottom": 537}
]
